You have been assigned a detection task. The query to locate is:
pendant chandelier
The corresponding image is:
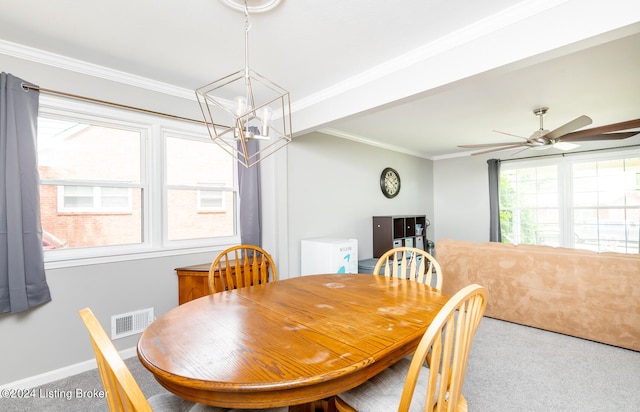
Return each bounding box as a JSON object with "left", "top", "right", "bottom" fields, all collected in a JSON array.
[{"left": 196, "top": 0, "right": 292, "bottom": 168}]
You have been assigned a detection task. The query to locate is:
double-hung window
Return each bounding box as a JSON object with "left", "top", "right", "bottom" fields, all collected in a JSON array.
[
  {"left": 37, "top": 97, "right": 239, "bottom": 265},
  {"left": 499, "top": 149, "right": 640, "bottom": 254}
]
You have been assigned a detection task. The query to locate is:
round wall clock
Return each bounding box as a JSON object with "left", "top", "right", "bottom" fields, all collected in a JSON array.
[{"left": 380, "top": 167, "right": 401, "bottom": 198}]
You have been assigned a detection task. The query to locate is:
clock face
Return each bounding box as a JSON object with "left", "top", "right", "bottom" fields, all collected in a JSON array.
[{"left": 380, "top": 167, "right": 401, "bottom": 198}]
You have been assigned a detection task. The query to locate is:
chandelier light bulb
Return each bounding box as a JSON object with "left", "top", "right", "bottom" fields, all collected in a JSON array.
[
  {"left": 234, "top": 96, "right": 248, "bottom": 116},
  {"left": 261, "top": 106, "right": 273, "bottom": 137}
]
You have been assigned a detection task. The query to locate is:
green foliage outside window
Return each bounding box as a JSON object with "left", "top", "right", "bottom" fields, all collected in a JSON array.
[
  {"left": 499, "top": 173, "right": 514, "bottom": 244},
  {"left": 499, "top": 171, "right": 538, "bottom": 244}
]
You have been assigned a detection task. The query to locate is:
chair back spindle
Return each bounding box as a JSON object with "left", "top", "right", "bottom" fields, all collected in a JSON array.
[
  {"left": 374, "top": 246, "right": 443, "bottom": 290},
  {"left": 209, "top": 245, "right": 277, "bottom": 294}
]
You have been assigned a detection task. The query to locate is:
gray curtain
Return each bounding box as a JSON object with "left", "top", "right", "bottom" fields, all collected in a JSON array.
[
  {"left": 0, "top": 73, "right": 51, "bottom": 313},
  {"left": 487, "top": 158, "right": 502, "bottom": 242},
  {"left": 238, "top": 140, "right": 261, "bottom": 247}
]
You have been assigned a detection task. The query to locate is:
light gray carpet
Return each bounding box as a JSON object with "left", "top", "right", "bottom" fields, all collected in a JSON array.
[
  {"left": 1, "top": 317, "right": 639, "bottom": 411},
  {"left": 465, "top": 317, "right": 640, "bottom": 411}
]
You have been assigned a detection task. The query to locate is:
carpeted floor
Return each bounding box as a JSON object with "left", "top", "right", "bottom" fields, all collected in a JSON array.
[
  {"left": 464, "top": 317, "right": 640, "bottom": 411},
  {"left": 1, "top": 317, "right": 639, "bottom": 411}
]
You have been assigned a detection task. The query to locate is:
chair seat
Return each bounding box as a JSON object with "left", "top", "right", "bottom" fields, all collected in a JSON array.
[
  {"left": 337, "top": 356, "right": 468, "bottom": 412},
  {"left": 148, "top": 393, "right": 199, "bottom": 411},
  {"left": 338, "top": 358, "right": 428, "bottom": 412}
]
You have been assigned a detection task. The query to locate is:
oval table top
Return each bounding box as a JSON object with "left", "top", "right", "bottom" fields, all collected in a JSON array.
[{"left": 137, "top": 273, "right": 449, "bottom": 409}]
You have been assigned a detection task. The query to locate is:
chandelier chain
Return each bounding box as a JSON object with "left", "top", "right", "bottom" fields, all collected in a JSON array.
[
  {"left": 244, "top": 0, "right": 252, "bottom": 34},
  {"left": 243, "top": 0, "right": 251, "bottom": 75}
]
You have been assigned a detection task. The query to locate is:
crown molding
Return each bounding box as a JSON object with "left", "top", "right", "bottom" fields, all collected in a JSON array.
[
  {"left": 0, "top": 38, "right": 195, "bottom": 101},
  {"left": 319, "top": 127, "right": 430, "bottom": 159}
]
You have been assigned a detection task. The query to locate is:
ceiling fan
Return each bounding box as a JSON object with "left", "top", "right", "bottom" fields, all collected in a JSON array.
[{"left": 459, "top": 107, "right": 640, "bottom": 156}]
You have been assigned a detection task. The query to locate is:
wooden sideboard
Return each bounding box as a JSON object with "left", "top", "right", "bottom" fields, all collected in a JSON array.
[
  {"left": 175, "top": 263, "right": 212, "bottom": 305},
  {"left": 175, "top": 260, "right": 270, "bottom": 305}
]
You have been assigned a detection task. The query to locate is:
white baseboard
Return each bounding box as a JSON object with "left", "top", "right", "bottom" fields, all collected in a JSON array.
[{"left": 0, "top": 347, "right": 137, "bottom": 390}]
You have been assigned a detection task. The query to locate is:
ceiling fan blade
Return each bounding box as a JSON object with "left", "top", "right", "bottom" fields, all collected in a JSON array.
[
  {"left": 509, "top": 146, "right": 533, "bottom": 157},
  {"left": 559, "top": 118, "right": 640, "bottom": 140},
  {"left": 471, "top": 143, "right": 529, "bottom": 156},
  {"left": 558, "top": 131, "right": 640, "bottom": 142},
  {"left": 544, "top": 115, "right": 592, "bottom": 140},
  {"left": 492, "top": 130, "right": 529, "bottom": 141},
  {"left": 458, "top": 142, "right": 525, "bottom": 148}
]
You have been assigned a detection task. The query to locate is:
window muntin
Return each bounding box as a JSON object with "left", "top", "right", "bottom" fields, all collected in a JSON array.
[{"left": 499, "top": 151, "right": 640, "bottom": 254}]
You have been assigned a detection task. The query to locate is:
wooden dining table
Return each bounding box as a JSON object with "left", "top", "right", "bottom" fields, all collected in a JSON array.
[{"left": 137, "top": 273, "right": 449, "bottom": 410}]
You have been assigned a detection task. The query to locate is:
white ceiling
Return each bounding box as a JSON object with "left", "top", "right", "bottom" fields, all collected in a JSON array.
[{"left": 1, "top": 0, "right": 639, "bottom": 159}]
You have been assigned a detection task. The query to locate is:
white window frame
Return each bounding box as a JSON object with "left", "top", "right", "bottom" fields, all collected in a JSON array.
[
  {"left": 39, "top": 95, "right": 240, "bottom": 269},
  {"left": 565, "top": 150, "right": 640, "bottom": 253},
  {"left": 500, "top": 147, "right": 640, "bottom": 253}
]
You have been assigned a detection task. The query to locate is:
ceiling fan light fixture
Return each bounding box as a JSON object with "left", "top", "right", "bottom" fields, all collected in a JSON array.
[{"left": 553, "top": 141, "right": 580, "bottom": 151}]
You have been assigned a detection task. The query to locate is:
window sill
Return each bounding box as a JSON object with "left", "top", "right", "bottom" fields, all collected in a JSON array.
[{"left": 44, "top": 242, "right": 237, "bottom": 270}]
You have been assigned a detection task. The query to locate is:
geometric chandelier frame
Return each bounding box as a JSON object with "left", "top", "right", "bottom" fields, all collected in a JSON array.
[{"left": 195, "top": 1, "right": 292, "bottom": 168}]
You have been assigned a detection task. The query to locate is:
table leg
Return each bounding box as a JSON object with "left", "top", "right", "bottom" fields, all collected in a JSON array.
[{"left": 289, "top": 399, "right": 331, "bottom": 412}]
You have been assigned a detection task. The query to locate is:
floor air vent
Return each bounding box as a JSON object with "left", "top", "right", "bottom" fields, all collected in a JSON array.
[{"left": 111, "top": 308, "right": 154, "bottom": 340}]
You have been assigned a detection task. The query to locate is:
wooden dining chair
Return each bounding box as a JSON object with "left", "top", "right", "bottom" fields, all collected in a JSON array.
[
  {"left": 374, "top": 246, "right": 443, "bottom": 290},
  {"left": 333, "top": 284, "right": 487, "bottom": 412},
  {"left": 208, "top": 244, "right": 277, "bottom": 294},
  {"left": 80, "top": 308, "right": 288, "bottom": 412},
  {"left": 78, "top": 307, "right": 195, "bottom": 411}
]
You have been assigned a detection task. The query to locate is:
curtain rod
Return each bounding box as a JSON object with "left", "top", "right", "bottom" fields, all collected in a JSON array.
[
  {"left": 497, "top": 143, "right": 640, "bottom": 163},
  {"left": 21, "top": 83, "right": 209, "bottom": 126}
]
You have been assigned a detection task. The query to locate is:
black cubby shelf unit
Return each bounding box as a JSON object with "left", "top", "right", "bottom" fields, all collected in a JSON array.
[{"left": 372, "top": 215, "right": 429, "bottom": 258}]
